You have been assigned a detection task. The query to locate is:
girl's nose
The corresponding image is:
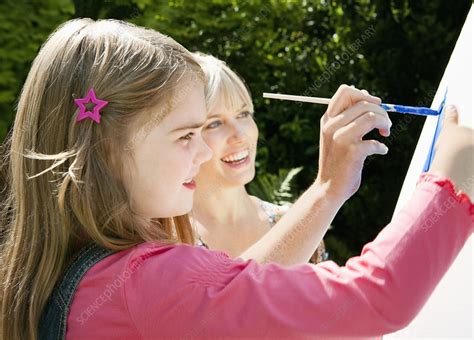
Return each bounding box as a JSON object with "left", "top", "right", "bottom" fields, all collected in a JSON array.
[{"left": 195, "top": 137, "right": 212, "bottom": 165}]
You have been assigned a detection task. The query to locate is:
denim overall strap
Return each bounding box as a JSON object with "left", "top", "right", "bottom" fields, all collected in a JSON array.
[{"left": 38, "top": 243, "right": 115, "bottom": 340}]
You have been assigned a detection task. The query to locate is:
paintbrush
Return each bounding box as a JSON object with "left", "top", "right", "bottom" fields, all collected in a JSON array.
[{"left": 263, "top": 92, "right": 440, "bottom": 116}]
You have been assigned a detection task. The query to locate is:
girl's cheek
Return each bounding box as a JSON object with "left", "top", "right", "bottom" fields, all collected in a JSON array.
[
  {"left": 168, "top": 142, "right": 190, "bottom": 165},
  {"left": 182, "top": 140, "right": 203, "bottom": 167}
]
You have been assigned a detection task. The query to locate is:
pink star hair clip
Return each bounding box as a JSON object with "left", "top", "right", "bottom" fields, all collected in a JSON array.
[{"left": 74, "top": 88, "right": 108, "bottom": 124}]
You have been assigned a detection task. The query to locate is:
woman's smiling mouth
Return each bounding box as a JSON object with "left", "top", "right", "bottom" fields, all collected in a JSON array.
[{"left": 221, "top": 149, "right": 250, "bottom": 167}]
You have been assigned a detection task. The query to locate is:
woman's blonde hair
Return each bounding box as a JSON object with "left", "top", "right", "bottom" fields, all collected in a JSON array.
[
  {"left": 0, "top": 18, "right": 203, "bottom": 340},
  {"left": 191, "top": 52, "right": 254, "bottom": 114}
]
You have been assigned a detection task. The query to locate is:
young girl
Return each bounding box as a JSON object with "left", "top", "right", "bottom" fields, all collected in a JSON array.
[
  {"left": 191, "top": 52, "right": 326, "bottom": 263},
  {"left": 0, "top": 19, "right": 472, "bottom": 340}
]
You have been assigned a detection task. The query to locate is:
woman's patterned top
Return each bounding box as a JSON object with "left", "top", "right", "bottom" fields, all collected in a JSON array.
[{"left": 197, "top": 199, "right": 328, "bottom": 264}]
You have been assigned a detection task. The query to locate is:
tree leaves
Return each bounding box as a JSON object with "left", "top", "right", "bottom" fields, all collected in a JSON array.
[{"left": 0, "top": 0, "right": 470, "bottom": 263}]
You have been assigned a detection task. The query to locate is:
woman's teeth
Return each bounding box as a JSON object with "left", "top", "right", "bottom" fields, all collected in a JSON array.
[
  {"left": 221, "top": 149, "right": 249, "bottom": 163},
  {"left": 183, "top": 178, "right": 193, "bottom": 184}
]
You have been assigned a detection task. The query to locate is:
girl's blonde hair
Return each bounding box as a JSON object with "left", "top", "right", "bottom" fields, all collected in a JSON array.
[
  {"left": 0, "top": 18, "right": 202, "bottom": 340},
  {"left": 191, "top": 52, "right": 254, "bottom": 114}
]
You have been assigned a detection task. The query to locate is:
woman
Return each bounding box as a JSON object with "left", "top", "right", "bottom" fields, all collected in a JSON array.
[{"left": 191, "top": 52, "right": 327, "bottom": 263}]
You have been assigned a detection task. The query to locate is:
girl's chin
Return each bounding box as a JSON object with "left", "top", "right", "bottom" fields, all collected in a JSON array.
[
  {"left": 171, "top": 206, "right": 193, "bottom": 217},
  {"left": 165, "top": 197, "right": 194, "bottom": 218}
]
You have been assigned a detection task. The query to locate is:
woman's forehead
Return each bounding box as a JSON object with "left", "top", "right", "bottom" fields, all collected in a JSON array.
[
  {"left": 208, "top": 96, "right": 251, "bottom": 117},
  {"left": 207, "top": 77, "right": 252, "bottom": 112}
]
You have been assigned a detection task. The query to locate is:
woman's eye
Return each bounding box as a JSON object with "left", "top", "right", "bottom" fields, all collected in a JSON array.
[
  {"left": 237, "top": 111, "right": 253, "bottom": 118},
  {"left": 179, "top": 132, "right": 194, "bottom": 142},
  {"left": 206, "top": 120, "right": 222, "bottom": 129}
]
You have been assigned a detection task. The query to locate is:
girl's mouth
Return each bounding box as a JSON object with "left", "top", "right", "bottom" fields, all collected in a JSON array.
[{"left": 183, "top": 178, "right": 196, "bottom": 190}]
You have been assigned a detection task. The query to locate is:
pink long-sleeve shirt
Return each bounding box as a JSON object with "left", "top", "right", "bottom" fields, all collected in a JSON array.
[{"left": 66, "top": 174, "right": 473, "bottom": 339}]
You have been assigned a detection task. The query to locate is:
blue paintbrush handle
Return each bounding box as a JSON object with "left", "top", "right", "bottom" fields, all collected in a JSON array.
[
  {"left": 381, "top": 103, "right": 440, "bottom": 116},
  {"left": 423, "top": 88, "right": 448, "bottom": 171}
]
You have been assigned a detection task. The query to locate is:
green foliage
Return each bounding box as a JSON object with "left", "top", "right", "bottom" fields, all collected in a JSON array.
[
  {"left": 247, "top": 166, "right": 303, "bottom": 205},
  {"left": 0, "top": 0, "right": 74, "bottom": 139},
  {"left": 323, "top": 234, "right": 354, "bottom": 264},
  {"left": 0, "top": 0, "right": 470, "bottom": 263}
]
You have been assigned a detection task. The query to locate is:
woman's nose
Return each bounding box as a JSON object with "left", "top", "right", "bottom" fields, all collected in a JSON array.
[{"left": 228, "top": 122, "right": 246, "bottom": 144}]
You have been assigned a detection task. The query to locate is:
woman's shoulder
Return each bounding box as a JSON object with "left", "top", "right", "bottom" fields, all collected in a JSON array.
[
  {"left": 260, "top": 200, "right": 292, "bottom": 215},
  {"left": 250, "top": 195, "right": 292, "bottom": 226}
]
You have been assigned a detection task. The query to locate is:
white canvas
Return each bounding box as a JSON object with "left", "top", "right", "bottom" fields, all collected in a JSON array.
[{"left": 386, "top": 6, "right": 473, "bottom": 339}]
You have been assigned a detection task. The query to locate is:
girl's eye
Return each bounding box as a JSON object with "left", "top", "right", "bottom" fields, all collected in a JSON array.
[
  {"left": 206, "top": 120, "right": 222, "bottom": 129},
  {"left": 178, "top": 132, "right": 194, "bottom": 143},
  {"left": 237, "top": 111, "right": 253, "bottom": 118}
]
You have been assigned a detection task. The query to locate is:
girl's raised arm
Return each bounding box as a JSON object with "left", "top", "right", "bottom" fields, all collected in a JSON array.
[{"left": 117, "top": 171, "right": 472, "bottom": 338}]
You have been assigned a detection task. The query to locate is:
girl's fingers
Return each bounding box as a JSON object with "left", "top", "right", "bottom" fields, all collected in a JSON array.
[
  {"left": 333, "top": 110, "right": 392, "bottom": 144},
  {"left": 444, "top": 105, "right": 459, "bottom": 125},
  {"left": 359, "top": 139, "right": 389, "bottom": 157},
  {"left": 324, "top": 101, "right": 391, "bottom": 137},
  {"left": 327, "top": 85, "right": 381, "bottom": 118},
  {"left": 435, "top": 105, "right": 459, "bottom": 151}
]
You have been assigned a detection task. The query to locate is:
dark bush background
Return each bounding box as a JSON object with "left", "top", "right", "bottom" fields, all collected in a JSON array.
[{"left": 0, "top": 0, "right": 470, "bottom": 263}]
